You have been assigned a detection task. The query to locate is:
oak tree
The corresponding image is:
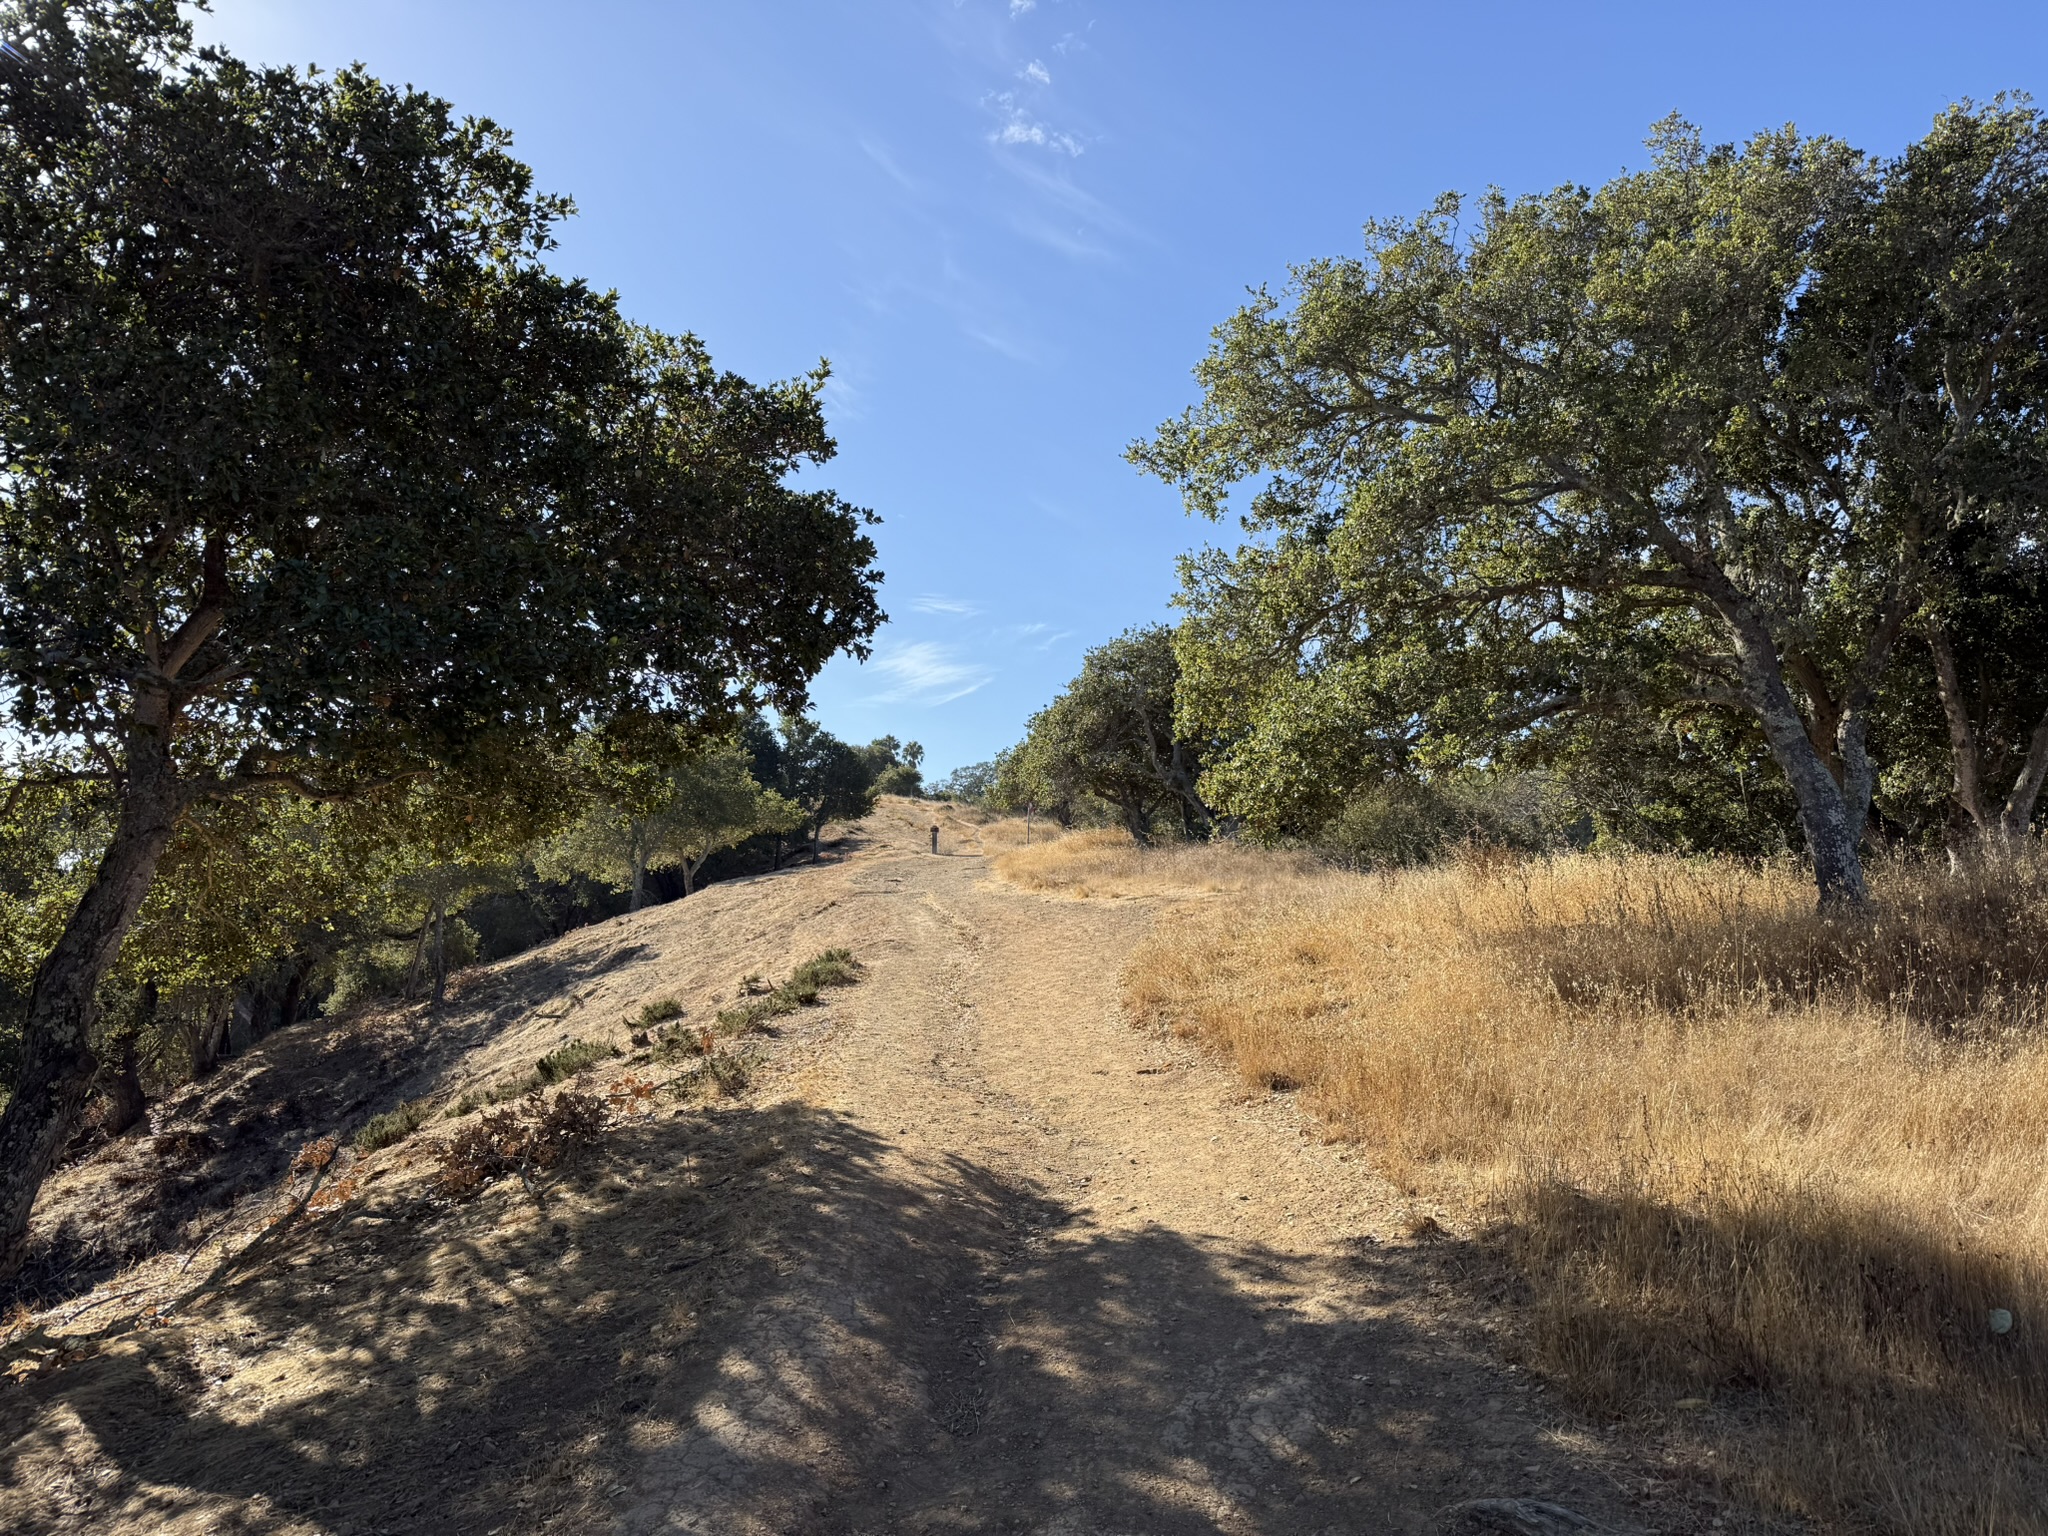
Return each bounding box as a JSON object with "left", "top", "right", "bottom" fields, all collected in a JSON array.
[
  {"left": 0, "top": 3, "right": 880, "bottom": 1269},
  {"left": 1137, "top": 108, "right": 2048, "bottom": 902}
]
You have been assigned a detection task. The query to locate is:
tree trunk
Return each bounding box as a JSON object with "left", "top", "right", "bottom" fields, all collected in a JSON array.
[
  {"left": 431, "top": 897, "right": 449, "bottom": 1009},
  {"left": 104, "top": 1028, "right": 148, "bottom": 1139},
  {"left": 0, "top": 717, "right": 184, "bottom": 1276},
  {"left": 629, "top": 825, "right": 648, "bottom": 912},
  {"left": 1725, "top": 616, "right": 1868, "bottom": 905},
  {"left": 403, "top": 914, "right": 430, "bottom": 1001},
  {"left": 2002, "top": 705, "right": 2048, "bottom": 842},
  {"left": 195, "top": 1001, "right": 233, "bottom": 1078},
  {"left": 229, "top": 986, "right": 256, "bottom": 1055},
  {"left": 811, "top": 820, "right": 823, "bottom": 862},
  {"left": 1119, "top": 796, "right": 1153, "bottom": 847},
  {"left": 680, "top": 855, "right": 699, "bottom": 897},
  {"left": 1926, "top": 617, "right": 1997, "bottom": 836},
  {"left": 1927, "top": 615, "right": 2046, "bottom": 848},
  {"left": 102, "top": 980, "right": 155, "bottom": 1140},
  {"left": 274, "top": 959, "right": 308, "bottom": 1035}
]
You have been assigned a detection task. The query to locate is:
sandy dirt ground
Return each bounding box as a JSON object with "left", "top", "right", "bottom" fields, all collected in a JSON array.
[{"left": 0, "top": 802, "right": 1705, "bottom": 1536}]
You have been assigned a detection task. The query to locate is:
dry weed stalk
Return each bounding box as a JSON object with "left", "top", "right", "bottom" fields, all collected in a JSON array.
[{"left": 1046, "top": 834, "right": 2048, "bottom": 1533}]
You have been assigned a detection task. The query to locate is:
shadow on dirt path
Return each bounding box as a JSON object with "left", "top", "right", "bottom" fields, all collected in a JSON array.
[
  {"left": 1, "top": 802, "right": 1667, "bottom": 1535},
  {"left": 3, "top": 1097, "right": 1599, "bottom": 1536}
]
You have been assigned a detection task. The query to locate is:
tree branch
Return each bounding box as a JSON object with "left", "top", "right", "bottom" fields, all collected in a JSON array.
[{"left": 159, "top": 530, "right": 228, "bottom": 681}]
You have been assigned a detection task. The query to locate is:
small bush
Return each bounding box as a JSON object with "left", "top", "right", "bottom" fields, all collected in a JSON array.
[
  {"left": 1318, "top": 771, "right": 1568, "bottom": 869},
  {"left": 786, "top": 947, "right": 860, "bottom": 995},
  {"left": 355, "top": 1098, "right": 432, "bottom": 1152},
  {"left": 653, "top": 1023, "right": 716, "bottom": 1062},
  {"left": 714, "top": 996, "right": 784, "bottom": 1032},
  {"left": 447, "top": 1073, "right": 543, "bottom": 1118},
  {"left": 536, "top": 1037, "right": 619, "bottom": 1084},
  {"left": 665, "top": 1043, "right": 764, "bottom": 1100},
  {"left": 707, "top": 1052, "right": 753, "bottom": 1095},
  {"left": 713, "top": 949, "right": 862, "bottom": 1031},
  {"left": 635, "top": 996, "right": 684, "bottom": 1027}
]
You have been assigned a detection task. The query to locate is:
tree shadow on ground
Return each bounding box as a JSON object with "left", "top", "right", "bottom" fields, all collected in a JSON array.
[
  {"left": 4, "top": 939, "right": 656, "bottom": 1312},
  {"left": 0, "top": 1100, "right": 1636, "bottom": 1536},
  {"left": 1499, "top": 1172, "right": 2048, "bottom": 1534}
]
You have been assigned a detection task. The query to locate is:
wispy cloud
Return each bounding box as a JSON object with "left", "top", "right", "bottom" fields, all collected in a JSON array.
[
  {"left": 994, "top": 152, "right": 1145, "bottom": 261},
  {"left": 1022, "top": 59, "right": 1050, "bottom": 85},
  {"left": 863, "top": 640, "right": 992, "bottom": 705},
  {"left": 912, "top": 593, "right": 981, "bottom": 616},
  {"left": 986, "top": 91, "right": 1082, "bottom": 156},
  {"left": 1008, "top": 622, "right": 1074, "bottom": 651},
  {"left": 1009, "top": 0, "right": 1036, "bottom": 16},
  {"left": 961, "top": 321, "right": 1039, "bottom": 362},
  {"left": 857, "top": 137, "right": 922, "bottom": 195}
]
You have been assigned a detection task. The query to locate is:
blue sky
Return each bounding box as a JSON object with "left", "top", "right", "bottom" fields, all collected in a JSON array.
[{"left": 196, "top": 0, "right": 2048, "bottom": 780}]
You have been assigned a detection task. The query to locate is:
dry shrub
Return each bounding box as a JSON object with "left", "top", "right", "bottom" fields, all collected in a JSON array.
[
  {"left": 435, "top": 1090, "right": 607, "bottom": 1197},
  {"left": 1122, "top": 846, "right": 2048, "bottom": 1533},
  {"left": 992, "top": 827, "right": 1319, "bottom": 898}
]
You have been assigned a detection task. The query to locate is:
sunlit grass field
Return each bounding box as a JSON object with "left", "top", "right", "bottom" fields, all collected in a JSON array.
[{"left": 997, "top": 831, "right": 2048, "bottom": 1533}]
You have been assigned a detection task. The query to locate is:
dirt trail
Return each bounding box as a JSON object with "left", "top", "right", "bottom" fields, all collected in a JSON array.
[{"left": 1, "top": 802, "right": 1664, "bottom": 1536}]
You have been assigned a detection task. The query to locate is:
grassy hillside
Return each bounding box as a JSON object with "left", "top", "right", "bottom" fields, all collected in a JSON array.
[{"left": 996, "top": 833, "right": 2048, "bottom": 1533}]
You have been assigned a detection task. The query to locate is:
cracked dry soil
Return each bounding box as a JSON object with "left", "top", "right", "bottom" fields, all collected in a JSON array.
[{"left": 0, "top": 803, "right": 1672, "bottom": 1536}]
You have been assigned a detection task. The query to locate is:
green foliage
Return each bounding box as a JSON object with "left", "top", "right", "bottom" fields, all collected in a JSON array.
[
  {"left": 634, "top": 996, "right": 685, "bottom": 1027},
  {"left": 933, "top": 761, "right": 999, "bottom": 803},
  {"left": 872, "top": 762, "right": 925, "bottom": 797},
  {"left": 324, "top": 919, "right": 479, "bottom": 1017},
  {"left": 859, "top": 737, "right": 926, "bottom": 798},
  {"left": 355, "top": 1097, "right": 432, "bottom": 1153},
  {"left": 536, "top": 737, "right": 802, "bottom": 907},
  {"left": 783, "top": 948, "right": 862, "bottom": 996},
  {"left": 0, "top": 0, "right": 882, "bottom": 1248},
  {"left": 997, "top": 627, "right": 1210, "bottom": 844},
  {"left": 448, "top": 1074, "right": 545, "bottom": 1118},
  {"left": 1547, "top": 713, "right": 1799, "bottom": 857},
  {"left": 1319, "top": 773, "right": 1574, "bottom": 868},
  {"left": 768, "top": 717, "right": 880, "bottom": 849},
  {"left": 0, "top": 6, "right": 882, "bottom": 766},
  {"left": 712, "top": 949, "right": 862, "bottom": 1032},
  {"left": 535, "top": 1038, "right": 620, "bottom": 1084},
  {"left": 1133, "top": 106, "right": 2048, "bottom": 898}
]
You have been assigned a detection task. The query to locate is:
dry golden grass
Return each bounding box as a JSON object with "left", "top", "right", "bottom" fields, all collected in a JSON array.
[
  {"left": 1014, "top": 833, "right": 2048, "bottom": 1532},
  {"left": 873, "top": 797, "right": 1047, "bottom": 854},
  {"left": 991, "top": 826, "right": 1321, "bottom": 897}
]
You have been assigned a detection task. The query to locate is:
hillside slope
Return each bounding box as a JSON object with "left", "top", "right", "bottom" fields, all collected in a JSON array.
[{"left": 0, "top": 802, "right": 1690, "bottom": 1535}]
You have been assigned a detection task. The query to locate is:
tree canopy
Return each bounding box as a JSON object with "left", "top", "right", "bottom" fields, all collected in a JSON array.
[
  {"left": 767, "top": 716, "right": 882, "bottom": 859},
  {"left": 1133, "top": 105, "right": 2048, "bottom": 901},
  {"left": 0, "top": 1, "right": 882, "bottom": 1271},
  {"left": 994, "top": 627, "right": 1211, "bottom": 843},
  {"left": 536, "top": 738, "right": 803, "bottom": 908}
]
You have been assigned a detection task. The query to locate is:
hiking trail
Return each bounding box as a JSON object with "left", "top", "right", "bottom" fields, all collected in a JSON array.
[{"left": 0, "top": 802, "right": 1685, "bottom": 1535}]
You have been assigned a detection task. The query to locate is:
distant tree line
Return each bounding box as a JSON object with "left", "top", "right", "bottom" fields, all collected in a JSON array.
[{"left": 977, "top": 104, "right": 2048, "bottom": 898}]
